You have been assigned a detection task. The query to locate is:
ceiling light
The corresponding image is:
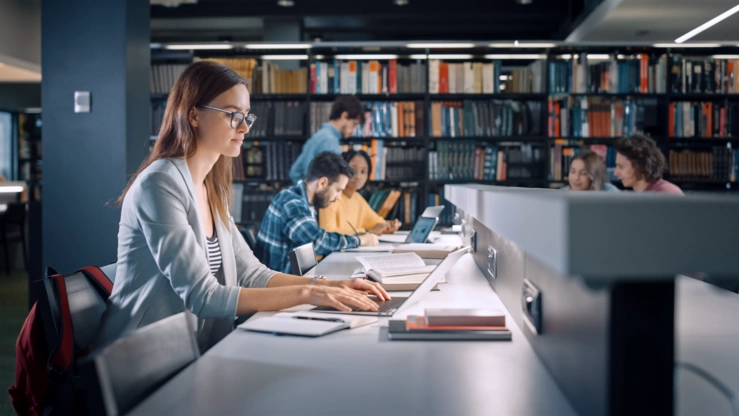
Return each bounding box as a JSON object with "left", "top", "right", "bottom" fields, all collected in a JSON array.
[
  {"left": 516, "top": 0, "right": 533, "bottom": 4},
  {"left": 0, "top": 186, "right": 24, "bottom": 193},
  {"left": 334, "top": 54, "right": 399, "bottom": 59},
  {"left": 489, "top": 42, "right": 556, "bottom": 48},
  {"left": 165, "top": 44, "right": 233, "bottom": 50},
  {"left": 499, "top": 75, "right": 509, "bottom": 81},
  {"left": 245, "top": 44, "right": 312, "bottom": 49},
  {"left": 653, "top": 43, "right": 721, "bottom": 48},
  {"left": 277, "top": 0, "right": 295, "bottom": 6},
  {"left": 406, "top": 43, "right": 476, "bottom": 49},
  {"left": 394, "top": 0, "right": 409, "bottom": 5},
  {"left": 713, "top": 55, "right": 739, "bottom": 59},
  {"left": 557, "top": 54, "right": 572, "bottom": 59},
  {"left": 587, "top": 54, "right": 610, "bottom": 60},
  {"left": 261, "top": 55, "right": 309, "bottom": 60},
  {"left": 675, "top": 5, "right": 739, "bottom": 43},
  {"left": 410, "top": 54, "right": 474, "bottom": 60},
  {"left": 150, "top": 43, "right": 163, "bottom": 49},
  {"left": 484, "top": 54, "right": 546, "bottom": 60}
]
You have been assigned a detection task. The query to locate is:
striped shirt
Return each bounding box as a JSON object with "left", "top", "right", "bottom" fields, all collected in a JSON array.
[{"left": 206, "top": 232, "right": 222, "bottom": 275}]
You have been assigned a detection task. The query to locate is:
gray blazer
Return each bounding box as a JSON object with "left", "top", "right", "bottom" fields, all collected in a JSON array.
[{"left": 94, "top": 158, "right": 277, "bottom": 348}]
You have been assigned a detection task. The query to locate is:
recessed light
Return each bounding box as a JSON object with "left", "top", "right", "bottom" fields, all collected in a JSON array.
[
  {"left": 410, "top": 54, "right": 474, "bottom": 60},
  {"left": 394, "top": 0, "right": 409, "bottom": 5},
  {"left": 261, "top": 55, "right": 309, "bottom": 60},
  {"left": 484, "top": 54, "right": 546, "bottom": 60},
  {"left": 164, "top": 44, "right": 233, "bottom": 50},
  {"left": 489, "top": 42, "right": 556, "bottom": 48},
  {"left": 334, "top": 54, "right": 399, "bottom": 60},
  {"left": 277, "top": 0, "right": 294, "bottom": 6},
  {"left": 245, "top": 44, "right": 312, "bottom": 49},
  {"left": 406, "top": 43, "right": 476, "bottom": 49}
]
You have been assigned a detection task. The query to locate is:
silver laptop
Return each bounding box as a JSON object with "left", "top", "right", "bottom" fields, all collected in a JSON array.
[{"left": 311, "top": 247, "right": 468, "bottom": 316}]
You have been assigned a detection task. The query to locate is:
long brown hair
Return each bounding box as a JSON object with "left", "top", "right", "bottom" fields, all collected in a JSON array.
[
  {"left": 571, "top": 150, "right": 609, "bottom": 190},
  {"left": 117, "top": 61, "right": 246, "bottom": 227}
]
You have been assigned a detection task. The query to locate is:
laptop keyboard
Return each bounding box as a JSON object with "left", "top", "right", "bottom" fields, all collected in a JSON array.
[{"left": 347, "top": 297, "right": 406, "bottom": 313}]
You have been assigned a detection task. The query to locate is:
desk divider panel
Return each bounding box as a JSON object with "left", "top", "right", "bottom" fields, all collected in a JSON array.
[{"left": 447, "top": 185, "right": 739, "bottom": 415}]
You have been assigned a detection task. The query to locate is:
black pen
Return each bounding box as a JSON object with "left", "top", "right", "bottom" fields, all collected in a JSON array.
[
  {"left": 346, "top": 220, "right": 360, "bottom": 238},
  {"left": 293, "top": 316, "right": 344, "bottom": 323}
]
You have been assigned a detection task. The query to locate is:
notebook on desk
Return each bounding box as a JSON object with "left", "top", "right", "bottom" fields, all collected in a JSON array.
[
  {"left": 311, "top": 247, "right": 468, "bottom": 316},
  {"left": 238, "top": 311, "right": 377, "bottom": 337}
]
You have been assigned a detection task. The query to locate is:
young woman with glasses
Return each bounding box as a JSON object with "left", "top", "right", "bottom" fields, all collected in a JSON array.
[{"left": 95, "top": 61, "right": 389, "bottom": 353}]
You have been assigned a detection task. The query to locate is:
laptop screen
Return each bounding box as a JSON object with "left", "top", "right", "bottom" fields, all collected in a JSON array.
[{"left": 406, "top": 216, "right": 437, "bottom": 244}]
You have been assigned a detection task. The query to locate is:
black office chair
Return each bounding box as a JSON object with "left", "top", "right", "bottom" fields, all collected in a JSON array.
[
  {"left": 82, "top": 312, "right": 200, "bottom": 416},
  {"left": 288, "top": 242, "right": 318, "bottom": 276},
  {"left": 0, "top": 202, "right": 27, "bottom": 274},
  {"left": 239, "top": 225, "right": 258, "bottom": 251}
]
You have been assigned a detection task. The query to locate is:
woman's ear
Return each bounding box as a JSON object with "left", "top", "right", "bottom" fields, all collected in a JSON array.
[{"left": 188, "top": 106, "right": 199, "bottom": 129}]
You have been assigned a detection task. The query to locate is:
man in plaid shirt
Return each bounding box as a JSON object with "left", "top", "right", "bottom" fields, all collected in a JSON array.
[{"left": 256, "top": 152, "right": 379, "bottom": 273}]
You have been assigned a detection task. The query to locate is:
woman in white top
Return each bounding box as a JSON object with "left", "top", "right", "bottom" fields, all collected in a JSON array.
[{"left": 95, "top": 61, "right": 389, "bottom": 352}]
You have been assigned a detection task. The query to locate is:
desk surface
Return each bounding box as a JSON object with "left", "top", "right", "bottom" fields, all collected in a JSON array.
[{"left": 129, "top": 249, "right": 578, "bottom": 416}]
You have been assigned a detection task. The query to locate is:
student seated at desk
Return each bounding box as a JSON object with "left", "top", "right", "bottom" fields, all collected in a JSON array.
[
  {"left": 561, "top": 150, "right": 620, "bottom": 192},
  {"left": 319, "top": 149, "right": 402, "bottom": 235},
  {"left": 256, "top": 151, "right": 380, "bottom": 274},
  {"left": 95, "top": 62, "right": 389, "bottom": 353},
  {"left": 614, "top": 135, "right": 684, "bottom": 195}
]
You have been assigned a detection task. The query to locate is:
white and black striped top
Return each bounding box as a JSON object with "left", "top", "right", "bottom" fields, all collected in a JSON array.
[{"left": 206, "top": 232, "right": 222, "bottom": 276}]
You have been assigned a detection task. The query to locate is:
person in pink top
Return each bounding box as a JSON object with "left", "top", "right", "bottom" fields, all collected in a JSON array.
[{"left": 613, "top": 135, "right": 684, "bottom": 195}]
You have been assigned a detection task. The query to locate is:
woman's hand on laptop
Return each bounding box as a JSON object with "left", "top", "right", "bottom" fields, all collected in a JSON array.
[
  {"left": 303, "top": 285, "right": 380, "bottom": 312},
  {"left": 327, "top": 277, "right": 391, "bottom": 301}
]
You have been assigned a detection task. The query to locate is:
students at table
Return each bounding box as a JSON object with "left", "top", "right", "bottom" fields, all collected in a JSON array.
[
  {"left": 95, "top": 62, "right": 388, "bottom": 353},
  {"left": 561, "top": 150, "right": 620, "bottom": 192},
  {"left": 256, "top": 151, "right": 380, "bottom": 274},
  {"left": 319, "top": 149, "right": 402, "bottom": 235},
  {"left": 614, "top": 135, "right": 684, "bottom": 195}
]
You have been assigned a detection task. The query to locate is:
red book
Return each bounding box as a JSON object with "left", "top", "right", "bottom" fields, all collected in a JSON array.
[
  {"left": 668, "top": 103, "right": 675, "bottom": 138},
  {"left": 309, "top": 63, "right": 316, "bottom": 94},
  {"left": 406, "top": 316, "right": 507, "bottom": 332},
  {"left": 439, "top": 62, "right": 449, "bottom": 93},
  {"left": 388, "top": 60, "right": 397, "bottom": 94},
  {"left": 720, "top": 107, "right": 726, "bottom": 137}
]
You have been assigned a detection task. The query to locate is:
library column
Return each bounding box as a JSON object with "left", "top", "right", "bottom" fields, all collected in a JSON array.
[{"left": 41, "top": 0, "right": 150, "bottom": 274}]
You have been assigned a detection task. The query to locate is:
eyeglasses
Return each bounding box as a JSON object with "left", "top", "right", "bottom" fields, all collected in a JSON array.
[{"left": 198, "top": 105, "right": 257, "bottom": 130}]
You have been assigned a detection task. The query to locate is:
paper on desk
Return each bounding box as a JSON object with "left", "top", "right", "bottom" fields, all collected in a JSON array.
[
  {"left": 378, "top": 234, "right": 408, "bottom": 243},
  {"left": 275, "top": 311, "right": 378, "bottom": 328},
  {"left": 342, "top": 244, "right": 395, "bottom": 252}
]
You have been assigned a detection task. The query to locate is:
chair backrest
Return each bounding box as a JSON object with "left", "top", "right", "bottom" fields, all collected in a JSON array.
[
  {"left": 3, "top": 202, "right": 26, "bottom": 225},
  {"left": 239, "top": 226, "right": 257, "bottom": 251},
  {"left": 288, "top": 242, "right": 317, "bottom": 276},
  {"left": 34, "top": 264, "right": 115, "bottom": 415},
  {"left": 84, "top": 312, "right": 199, "bottom": 416},
  {"left": 44, "top": 265, "right": 115, "bottom": 356}
]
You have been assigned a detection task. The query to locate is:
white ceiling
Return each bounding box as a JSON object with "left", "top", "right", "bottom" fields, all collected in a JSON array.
[{"left": 569, "top": 0, "right": 739, "bottom": 43}]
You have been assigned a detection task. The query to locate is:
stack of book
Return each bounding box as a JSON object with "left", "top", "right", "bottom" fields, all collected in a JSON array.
[{"left": 388, "top": 308, "right": 511, "bottom": 340}]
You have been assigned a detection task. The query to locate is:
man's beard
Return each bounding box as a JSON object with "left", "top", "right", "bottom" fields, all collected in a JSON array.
[{"left": 313, "top": 189, "right": 333, "bottom": 209}]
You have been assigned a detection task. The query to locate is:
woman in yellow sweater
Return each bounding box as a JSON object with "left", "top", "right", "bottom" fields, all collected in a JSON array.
[{"left": 319, "top": 150, "right": 402, "bottom": 235}]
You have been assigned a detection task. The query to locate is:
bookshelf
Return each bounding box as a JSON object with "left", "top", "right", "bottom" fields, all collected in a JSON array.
[
  {"left": 17, "top": 113, "right": 42, "bottom": 201},
  {"left": 151, "top": 42, "right": 739, "bottom": 227}
]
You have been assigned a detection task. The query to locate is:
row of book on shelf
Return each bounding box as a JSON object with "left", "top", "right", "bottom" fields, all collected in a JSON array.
[
  {"left": 547, "top": 97, "right": 649, "bottom": 138},
  {"left": 233, "top": 142, "right": 304, "bottom": 181},
  {"left": 342, "top": 141, "right": 426, "bottom": 181},
  {"left": 668, "top": 101, "right": 739, "bottom": 138},
  {"left": 151, "top": 55, "right": 739, "bottom": 96},
  {"left": 309, "top": 60, "right": 426, "bottom": 94},
  {"left": 429, "top": 142, "right": 546, "bottom": 181},
  {"left": 430, "top": 100, "right": 542, "bottom": 137}
]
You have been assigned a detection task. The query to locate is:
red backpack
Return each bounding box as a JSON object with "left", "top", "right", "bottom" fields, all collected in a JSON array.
[{"left": 8, "top": 266, "right": 113, "bottom": 416}]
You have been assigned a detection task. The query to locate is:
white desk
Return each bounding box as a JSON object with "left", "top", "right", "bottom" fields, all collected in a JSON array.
[{"left": 129, "top": 248, "right": 577, "bottom": 416}]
